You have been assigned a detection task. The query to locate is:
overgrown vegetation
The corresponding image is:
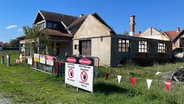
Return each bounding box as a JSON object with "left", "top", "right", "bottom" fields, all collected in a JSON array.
[
  {"left": 23, "top": 25, "right": 51, "bottom": 55},
  {"left": 0, "top": 50, "right": 184, "bottom": 104}
]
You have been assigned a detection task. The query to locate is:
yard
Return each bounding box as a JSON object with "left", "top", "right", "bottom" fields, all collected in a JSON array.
[{"left": 0, "top": 50, "right": 184, "bottom": 104}]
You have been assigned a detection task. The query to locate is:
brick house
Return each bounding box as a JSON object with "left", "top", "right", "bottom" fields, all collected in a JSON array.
[{"left": 17, "top": 10, "right": 172, "bottom": 67}]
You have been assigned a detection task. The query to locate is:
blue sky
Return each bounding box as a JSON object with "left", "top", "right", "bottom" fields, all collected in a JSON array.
[{"left": 0, "top": 0, "right": 184, "bottom": 42}]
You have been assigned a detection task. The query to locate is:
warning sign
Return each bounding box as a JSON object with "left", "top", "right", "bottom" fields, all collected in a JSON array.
[
  {"left": 65, "top": 62, "right": 77, "bottom": 87},
  {"left": 65, "top": 56, "right": 94, "bottom": 92},
  {"left": 34, "top": 54, "right": 40, "bottom": 62},
  {"left": 77, "top": 64, "right": 93, "bottom": 92},
  {"left": 27, "top": 56, "right": 32, "bottom": 65},
  {"left": 40, "top": 54, "right": 46, "bottom": 64},
  {"left": 46, "top": 55, "right": 54, "bottom": 66}
]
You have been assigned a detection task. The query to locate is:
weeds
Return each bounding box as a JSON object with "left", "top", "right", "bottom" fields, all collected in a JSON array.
[{"left": 1, "top": 51, "right": 184, "bottom": 103}]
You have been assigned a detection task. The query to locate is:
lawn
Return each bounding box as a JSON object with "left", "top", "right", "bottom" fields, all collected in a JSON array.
[{"left": 0, "top": 50, "right": 184, "bottom": 104}]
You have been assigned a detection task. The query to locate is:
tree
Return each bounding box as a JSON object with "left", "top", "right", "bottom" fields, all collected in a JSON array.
[{"left": 23, "top": 25, "right": 50, "bottom": 55}]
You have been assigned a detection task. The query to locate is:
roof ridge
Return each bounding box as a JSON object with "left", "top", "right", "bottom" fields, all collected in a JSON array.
[{"left": 39, "top": 10, "right": 78, "bottom": 18}]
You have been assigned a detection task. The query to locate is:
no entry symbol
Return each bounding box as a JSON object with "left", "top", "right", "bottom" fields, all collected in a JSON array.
[
  {"left": 68, "top": 68, "right": 74, "bottom": 78},
  {"left": 80, "top": 71, "right": 88, "bottom": 82}
]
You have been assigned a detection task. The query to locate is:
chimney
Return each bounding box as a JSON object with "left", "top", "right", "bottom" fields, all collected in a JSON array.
[
  {"left": 129, "top": 15, "right": 135, "bottom": 36},
  {"left": 80, "top": 14, "right": 84, "bottom": 17},
  {"left": 176, "top": 27, "right": 180, "bottom": 32}
]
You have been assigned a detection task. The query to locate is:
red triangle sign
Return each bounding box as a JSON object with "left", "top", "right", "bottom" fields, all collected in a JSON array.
[
  {"left": 131, "top": 77, "right": 136, "bottom": 86},
  {"left": 165, "top": 81, "right": 172, "bottom": 91}
]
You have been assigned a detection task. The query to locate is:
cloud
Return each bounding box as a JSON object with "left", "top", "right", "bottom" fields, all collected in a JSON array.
[
  {"left": 17, "top": 28, "right": 23, "bottom": 32},
  {"left": 6, "top": 25, "right": 18, "bottom": 29}
]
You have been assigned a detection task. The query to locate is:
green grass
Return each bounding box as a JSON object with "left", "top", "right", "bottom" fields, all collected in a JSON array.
[{"left": 0, "top": 50, "right": 184, "bottom": 103}]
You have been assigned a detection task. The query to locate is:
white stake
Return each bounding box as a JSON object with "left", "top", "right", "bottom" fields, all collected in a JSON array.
[
  {"left": 117, "top": 75, "right": 122, "bottom": 84},
  {"left": 146, "top": 79, "right": 152, "bottom": 90}
]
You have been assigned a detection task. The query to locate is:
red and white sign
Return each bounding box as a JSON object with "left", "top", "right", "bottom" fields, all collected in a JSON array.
[
  {"left": 77, "top": 64, "right": 93, "bottom": 92},
  {"left": 65, "top": 62, "right": 77, "bottom": 87},
  {"left": 65, "top": 56, "right": 94, "bottom": 92},
  {"left": 66, "top": 57, "right": 77, "bottom": 63},
  {"left": 79, "top": 58, "right": 91, "bottom": 65},
  {"left": 46, "top": 55, "right": 54, "bottom": 66}
]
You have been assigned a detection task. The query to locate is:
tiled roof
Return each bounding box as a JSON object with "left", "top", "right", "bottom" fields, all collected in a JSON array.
[
  {"left": 68, "top": 15, "right": 87, "bottom": 29},
  {"left": 164, "top": 30, "right": 179, "bottom": 41},
  {"left": 134, "top": 33, "right": 141, "bottom": 37},
  {"left": 34, "top": 10, "right": 78, "bottom": 26},
  {"left": 46, "top": 28, "right": 72, "bottom": 38}
]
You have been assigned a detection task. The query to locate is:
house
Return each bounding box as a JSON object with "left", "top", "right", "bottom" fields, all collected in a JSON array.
[
  {"left": 134, "top": 27, "right": 184, "bottom": 50},
  {"left": 17, "top": 10, "right": 173, "bottom": 67},
  {"left": 0, "top": 42, "right": 3, "bottom": 50},
  {"left": 17, "top": 10, "right": 78, "bottom": 56},
  {"left": 134, "top": 27, "right": 184, "bottom": 58}
]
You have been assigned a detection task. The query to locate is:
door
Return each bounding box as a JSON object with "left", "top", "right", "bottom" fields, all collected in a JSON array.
[{"left": 79, "top": 40, "right": 91, "bottom": 56}]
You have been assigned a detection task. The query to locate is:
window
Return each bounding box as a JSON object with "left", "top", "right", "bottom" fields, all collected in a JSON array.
[
  {"left": 46, "top": 22, "right": 59, "bottom": 29},
  {"left": 47, "top": 22, "right": 53, "bottom": 28},
  {"left": 118, "top": 39, "right": 130, "bottom": 52},
  {"left": 158, "top": 43, "right": 167, "bottom": 53},
  {"left": 38, "top": 22, "right": 46, "bottom": 29},
  {"left": 139, "top": 41, "right": 148, "bottom": 53},
  {"left": 53, "top": 23, "right": 57, "bottom": 29},
  {"left": 79, "top": 40, "right": 91, "bottom": 56}
]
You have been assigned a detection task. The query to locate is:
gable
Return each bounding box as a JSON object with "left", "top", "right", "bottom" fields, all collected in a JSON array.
[
  {"left": 74, "top": 14, "right": 112, "bottom": 39},
  {"left": 140, "top": 27, "right": 169, "bottom": 40},
  {"left": 33, "top": 11, "right": 45, "bottom": 24},
  {"left": 171, "top": 29, "right": 184, "bottom": 42},
  {"left": 33, "top": 10, "right": 78, "bottom": 26}
]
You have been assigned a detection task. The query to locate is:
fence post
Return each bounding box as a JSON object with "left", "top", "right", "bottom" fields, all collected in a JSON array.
[{"left": 1, "top": 54, "right": 4, "bottom": 64}]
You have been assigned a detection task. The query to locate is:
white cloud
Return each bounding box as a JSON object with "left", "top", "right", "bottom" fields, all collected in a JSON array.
[
  {"left": 6, "top": 25, "right": 17, "bottom": 29},
  {"left": 17, "top": 28, "right": 23, "bottom": 32}
]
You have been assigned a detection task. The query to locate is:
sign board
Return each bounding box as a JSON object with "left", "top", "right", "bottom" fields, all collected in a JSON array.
[
  {"left": 46, "top": 55, "right": 54, "bottom": 66},
  {"left": 27, "top": 56, "right": 32, "bottom": 65},
  {"left": 34, "top": 54, "right": 40, "bottom": 62},
  {"left": 40, "top": 54, "right": 46, "bottom": 64},
  {"left": 65, "top": 57, "right": 78, "bottom": 87},
  {"left": 77, "top": 64, "right": 93, "bottom": 92},
  {"left": 65, "top": 56, "right": 94, "bottom": 92},
  {"left": 65, "top": 62, "right": 77, "bottom": 87}
]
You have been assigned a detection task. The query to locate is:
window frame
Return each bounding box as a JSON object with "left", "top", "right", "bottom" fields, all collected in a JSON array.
[
  {"left": 118, "top": 39, "right": 130, "bottom": 53},
  {"left": 138, "top": 40, "right": 149, "bottom": 53},
  {"left": 158, "top": 42, "right": 167, "bottom": 53}
]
